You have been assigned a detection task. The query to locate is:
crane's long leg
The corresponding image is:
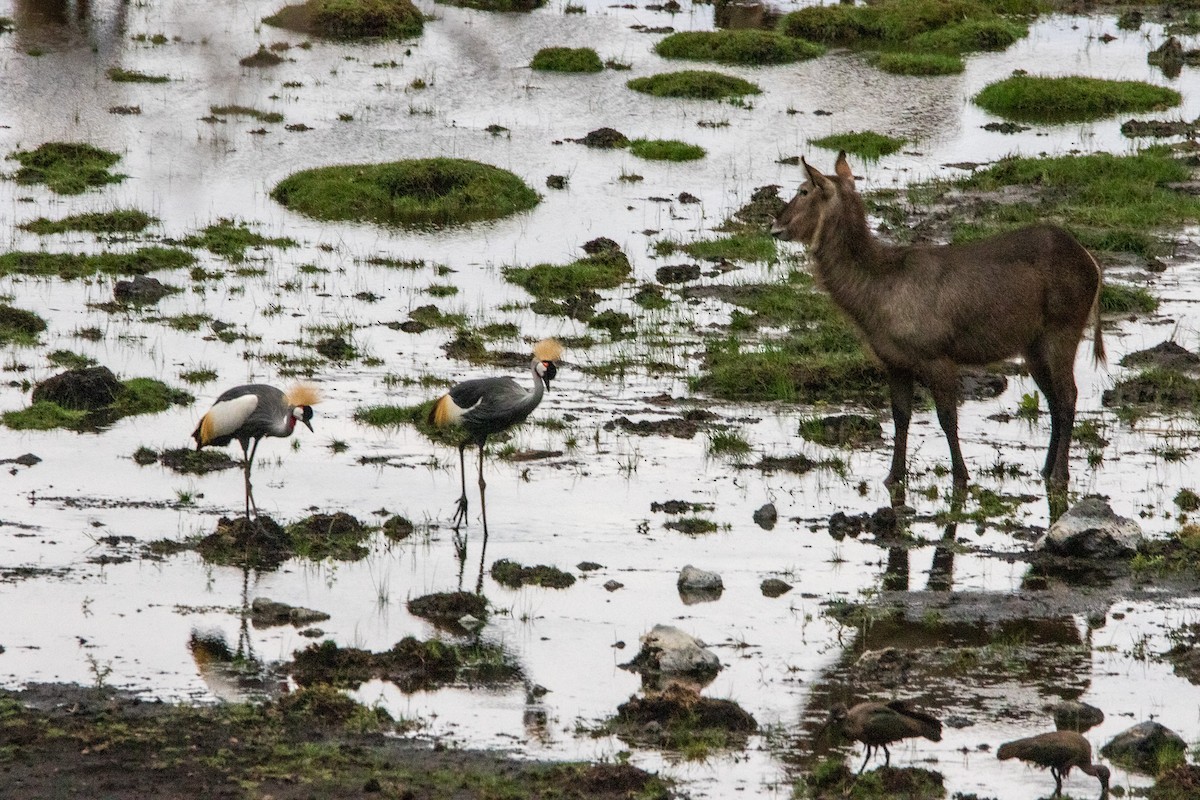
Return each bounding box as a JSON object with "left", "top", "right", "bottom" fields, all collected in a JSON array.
[
  {"left": 477, "top": 441, "right": 489, "bottom": 542},
  {"left": 238, "top": 440, "right": 252, "bottom": 519},
  {"left": 451, "top": 442, "right": 469, "bottom": 531},
  {"left": 246, "top": 438, "right": 262, "bottom": 518}
]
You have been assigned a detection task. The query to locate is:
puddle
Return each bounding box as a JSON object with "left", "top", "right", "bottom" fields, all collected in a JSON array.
[{"left": 1, "top": 1, "right": 1200, "bottom": 798}]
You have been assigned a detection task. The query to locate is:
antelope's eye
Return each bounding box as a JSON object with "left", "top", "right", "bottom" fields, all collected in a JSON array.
[{"left": 799, "top": 189, "right": 808, "bottom": 196}]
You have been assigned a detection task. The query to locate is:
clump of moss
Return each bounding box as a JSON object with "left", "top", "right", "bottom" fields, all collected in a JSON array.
[
  {"left": 20, "top": 209, "right": 157, "bottom": 235},
  {"left": 629, "top": 138, "right": 706, "bottom": 162},
  {"left": 627, "top": 70, "right": 761, "bottom": 100},
  {"left": 504, "top": 243, "right": 632, "bottom": 298},
  {"left": 811, "top": 130, "right": 906, "bottom": 160},
  {"left": 287, "top": 512, "right": 372, "bottom": 561},
  {"left": 106, "top": 66, "right": 170, "bottom": 83},
  {"left": 530, "top": 46, "right": 603, "bottom": 73},
  {"left": 9, "top": 142, "right": 124, "bottom": 195},
  {"left": 974, "top": 75, "right": 1181, "bottom": 123},
  {"left": 182, "top": 219, "right": 296, "bottom": 263},
  {"left": 490, "top": 558, "right": 576, "bottom": 589},
  {"left": 264, "top": 0, "right": 424, "bottom": 40},
  {"left": 0, "top": 305, "right": 47, "bottom": 346},
  {"left": 0, "top": 247, "right": 194, "bottom": 279},
  {"left": 271, "top": 158, "right": 540, "bottom": 228},
  {"left": 654, "top": 30, "right": 824, "bottom": 65},
  {"left": 874, "top": 51, "right": 963, "bottom": 75}
]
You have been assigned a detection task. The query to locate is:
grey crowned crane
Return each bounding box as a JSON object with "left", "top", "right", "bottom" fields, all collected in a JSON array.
[
  {"left": 428, "top": 338, "right": 562, "bottom": 538},
  {"left": 998, "top": 730, "right": 1110, "bottom": 799},
  {"left": 192, "top": 383, "right": 319, "bottom": 518},
  {"left": 820, "top": 700, "right": 943, "bottom": 774}
]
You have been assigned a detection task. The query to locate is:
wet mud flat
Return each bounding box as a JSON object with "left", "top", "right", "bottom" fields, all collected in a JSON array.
[{"left": 1, "top": 0, "right": 1200, "bottom": 799}]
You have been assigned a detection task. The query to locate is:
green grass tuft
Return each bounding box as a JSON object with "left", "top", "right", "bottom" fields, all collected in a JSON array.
[
  {"left": 0, "top": 305, "right": 48, "bottom": 346},
  {"left": 182, "top": 219, "right": 297, "bottom": 263},
  {"left": 2, "top": 401, "right": 89, "bottom": 431},
  {"left": 907, "top": 17, "right": 1026, "bottom": 53},
  {"left": 1100, "top": 283, "right": 1158, "bottom": 314},
  {"left": 210, "top": 105, "right": 285, "bottom": 123},
  {"left": 629, "top": 139, "right": 706, "bottom": 162},
  {"left": 106, "top": 66, "right": 169, "bottom": 83},
  {"left": 20, "top": 209, "right": 157, "bottom": 235},
  {"left": 530, "top": 46, "right": 603, "bottom": 73},
  {"left": 657, "top": 233, "right": 777, "bottom": 264},
  {"left": 0, "top": 247, "right": 195, "bottom": 279},
  {"left": 504, "top": 251, "right": 632, "bottom": 298},
  {"left": 271, "top": 158, "right": 540, "bottom": 228},
  {"left": 974, "top": 75, "right": 1181, "bottom": 123},
  {"left": 627, "top": 70, "right": 761, "bottom": 100},
  {"left": 9, "top": 142, "right": 124, "bottom": 195},
  {"left": 654, "top": 30, "right": 824, "bottom": 65},
  {"left": 811, "top": 130, "right": 906, "bottom": 160}
]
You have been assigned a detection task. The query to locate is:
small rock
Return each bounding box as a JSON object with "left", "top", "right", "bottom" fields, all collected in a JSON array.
[
  {"left": 1049, "top": 699, "right": 1105, "bottom": 732},
  {"left": 114, "top": 275, "right": 173, "bottom": 305},
  {"left": 457, "top": 614, "right": 484, "bottom": 630},
  {"left": 1101, "top": 720, "right": 1187, "bottom": 772},
  {"left": 1036, "top": 496, "right": 1143, "bottom": 559},
  {"left": 620, "top": 624, "right": 721, "bottom": 676},
  {"left": 577, "top": 561, "right": 603, "bottom": 571},
  {"left": 250, "top": 597, "right": 331, "bottom": 628},
  {"left": 604, "top": 580, "right": 624, "bottom": 592},
  {"left": 677, "top": 191, "right": 699, "bottom": 204},
  {"left": 546, "top": 174, "right": 567, "bottom": 190},
  {"left": 753, "top": 503, "right": 778, "bottom": 530},
  {"left": 677, "top": 564, "right": 723, "bottom": 591},
  {"left": 760, "top": 578, "right": 791, "bottom": 598}
]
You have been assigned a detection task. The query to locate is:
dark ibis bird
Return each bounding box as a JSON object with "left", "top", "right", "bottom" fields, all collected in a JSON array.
[
  {"left": 998, "top": 730, "right": 1109, "bottom": 799},
  {"left": 192, "top": 383, "right": 319, "bottom": 518},
  {"left": 821, "top": 700, "right": 943, "bottom": 774},
  {"left": 428, "top": 338, "right": 562, "bottom": 537}
]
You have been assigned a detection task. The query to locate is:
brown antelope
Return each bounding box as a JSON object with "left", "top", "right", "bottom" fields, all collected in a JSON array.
[{"left": 770, "top": 151, "right": 1104, "bottom": 495}]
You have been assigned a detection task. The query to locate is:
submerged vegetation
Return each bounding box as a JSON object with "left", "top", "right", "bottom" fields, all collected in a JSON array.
[
  {"left": 974, "top": 75, "right": 1182, "bottom": 123},
  {"left": 271, "top": 158, "right": 540, "bottom": 228}
]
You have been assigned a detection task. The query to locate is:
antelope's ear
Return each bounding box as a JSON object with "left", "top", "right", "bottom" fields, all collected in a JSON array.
[
  {"left": 834, "top": 150, "right": 854, "bottom": 185},
  {"left": 801, "top": 157, "right": 836, "bottom": 194}
]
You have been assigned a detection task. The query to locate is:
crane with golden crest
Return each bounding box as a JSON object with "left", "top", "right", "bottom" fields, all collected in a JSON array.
[
  {"left": 192, "top": 383, "right": 320, "bottom": 518},
  {"left": 428, "top": 339, "right": 562, "bottom": 538}
]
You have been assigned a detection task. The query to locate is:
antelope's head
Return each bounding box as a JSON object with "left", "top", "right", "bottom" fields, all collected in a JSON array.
[{"left": 770, "top": 150, "right": 856, "bottom": 246}]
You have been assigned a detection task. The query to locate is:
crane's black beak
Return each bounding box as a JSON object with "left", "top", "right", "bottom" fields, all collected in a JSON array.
[
  {"left": 541, "top": 361, "right": 558, "bottom": 391},
  {"left": 302, "top": 419, "right": 315, "bottom": 433}
]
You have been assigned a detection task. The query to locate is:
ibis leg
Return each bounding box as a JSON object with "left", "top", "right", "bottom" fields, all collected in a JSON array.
[
  {"left": 1051, "top": 766, "right": 1063, "bottom": 796},
  {"left": 882, "top": 744, "right": 891, "bottom": 767},
  {"left": 857, "top": 746, "right": 873, "bottom": 775}
]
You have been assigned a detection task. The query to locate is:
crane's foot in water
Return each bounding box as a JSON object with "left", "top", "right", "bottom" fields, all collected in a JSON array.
[{"left": 451, "top": 495, "right": 469, "bottom": 531}]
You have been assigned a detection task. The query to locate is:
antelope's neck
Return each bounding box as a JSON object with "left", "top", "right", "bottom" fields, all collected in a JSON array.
[{"left": 810, "top": 209, "right": 889, "bottom": 314}]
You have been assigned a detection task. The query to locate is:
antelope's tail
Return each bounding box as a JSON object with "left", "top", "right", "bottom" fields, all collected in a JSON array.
[{"left": 1085, "top": 248, "right": 1107, "bottom": 368}]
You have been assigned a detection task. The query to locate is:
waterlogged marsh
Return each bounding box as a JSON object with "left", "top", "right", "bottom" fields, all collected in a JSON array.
[{"left": 2, "top": 1, "right": 1200, "bottom": 797}]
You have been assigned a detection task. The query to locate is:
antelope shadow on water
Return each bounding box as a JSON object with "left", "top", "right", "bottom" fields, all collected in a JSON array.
[{"left": 771, "top": 151, "right": 1106, "bottom": 512}]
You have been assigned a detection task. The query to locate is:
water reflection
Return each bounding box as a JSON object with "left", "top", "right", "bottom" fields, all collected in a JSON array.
[{"left": 13, "top": 0, "right": 126, "bottom": 52}]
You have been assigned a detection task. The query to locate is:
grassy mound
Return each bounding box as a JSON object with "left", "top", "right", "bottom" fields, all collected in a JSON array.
[
  {"left": 3, "top": 377, "right": 193, "bottom": 431},
  {"left": 0, "top": 247, "right": 195, "bottom": 279},
  {"left": 654, "top": 30, "right": 824, "bottom": 65},
  {"left": 974, "top": 75, "right": 1181, "bottom": 123},
  {"left": 627, "top": 70, "right": 761, "bottom": 100},
  {"left": 629, "top": 139, "right": 706, "bottom": 162},
  {"left": 908, "top": 18, "right": 1026, "bottom": 53},
  {"left": 271, "top": 158, "right": 540, "bottom": 228},
  {"left": 264, "top": 0, "right": 424, "bottom": 39},
  {"left": 530, "top": 46, "right": 603, "bottom": 73},
  {"left": 433, "top": 0, "right": 545, "bottom": 10},
  {"left": 9, "top": 142, "right": 124, "bottom": 195},
  {"left": 20, "top": 209, "right": 157, "bottom": 235},
  {"left": 811, "top": 130, "right": 906, "bottom": 160},
  {"left": 777, "top": 0, "right": 1036, "bottom": 48},
  {"left": 0, "top": 305, "right": 47, "bottom": 346}
]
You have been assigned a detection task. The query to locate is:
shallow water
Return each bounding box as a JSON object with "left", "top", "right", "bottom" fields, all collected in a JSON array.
[{"left": 1, "top": 1, "right": 1199, "bottom": 797}]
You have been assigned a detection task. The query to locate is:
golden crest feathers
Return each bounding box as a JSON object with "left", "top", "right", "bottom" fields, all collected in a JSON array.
[
  {"left": 285, "top": 382, "right": 321, "bottom": 408},
  {"left": 532, "top": 338, "right": 563, "bottom": 362}
]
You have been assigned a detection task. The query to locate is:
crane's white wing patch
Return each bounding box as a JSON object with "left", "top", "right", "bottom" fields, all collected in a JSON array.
[{"left": 202, "top": 393, "right": 260, "bottom": 441}]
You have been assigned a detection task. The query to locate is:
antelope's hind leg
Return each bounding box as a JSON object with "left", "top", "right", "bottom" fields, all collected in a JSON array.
[
  {"left": 925, "top": 361, "right": 969, "bottom": 494},
  {"left": 1026, "top": 336, "right": 1078, "bottom": 488}
]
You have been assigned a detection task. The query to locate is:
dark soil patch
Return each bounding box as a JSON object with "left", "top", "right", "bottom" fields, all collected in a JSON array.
[
  {"left": 655, "top": 263, "right": 701, "bottom": 283},
  {"left": 651, "top": 499, "right": 715, "bottom": 514},
  {"left": 157, "top": 446, "right": 240, "bottom": 474},
  {"left": 806, "top": 760, "right": 945, "bottom": 799},
  {"left": 491, "top": 558, "right": 576, "bottom": 589},
  {"left": 1121, "top": 340, "right": 1200, "bottom": 371},
  {"left": 382, "top": 514, "right": 415, "bottom": 540},
  {"left": 1102, "top": 368, "right": 1200, "bottom": 411},
  {"left": 616, "top": 685, "right": 756, "bottom": 731},
  {"left": 288, "top": 636, "right": 520, "bottom": 691},
  {"left": 743, "top": 454, "right": 817, "bottom": 474},
  {"left": 0, "top": 684, "right": 668, "bottom": 799},
  {"left": 287, "top": 512, "right": 371, "bottom": 560},
  {"left": 32, "top": 365, "right": 122, "bottom": 410},
  {"left": 196, "top": 515, "right": 293, "bottom": 570},
  {"left": 828, "top": 507, "right": 902, "bottom": 540},
  {"left": 407, "top": 591, "right": 488, "bottom": 627},
  {"left": 1151, "top": 764, "right": 1200, "bottom": 800},
  {"left": 573, "top": 127, "right": 629, "bottom": 148},
  {"left": 250, "top": 597, "right": 331, "bottom": 627}
]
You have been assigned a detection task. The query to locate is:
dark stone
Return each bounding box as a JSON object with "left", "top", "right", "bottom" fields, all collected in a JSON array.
[
  {"left": 250, "top": 597, "right": 331, "bottom": 628},
  {"left": 1036, "top": 496, "right": 1143, "bottom": 559},
  {"left": 32, "top": 366, "right": 122, "bottom": 410},
  {"left": 1049, "top": 699, "right": 1104, "bottom": 732},
  {"left": 114, "top": 275, "right": 173, "bottom": 305},
  {"left": 546, "top": 174, "right": 567, "bottom": 189},
  {"left": 1101, "top": 720, "right": 1187, "bottom": 772},
  {"left": 760, "top": 578, "right": 791, "bottom": 598},
  {"left": 753, "top": 503, "right": 777, "bottom": 530},
  {"left": 655, "top": 263, "right": 701, "bottom": 284}
]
